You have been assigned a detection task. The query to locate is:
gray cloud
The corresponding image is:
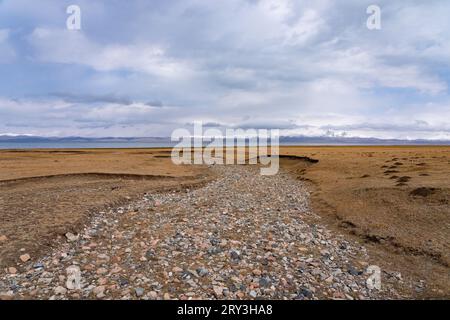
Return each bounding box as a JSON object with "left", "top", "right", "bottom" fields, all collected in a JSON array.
[
  {"left": 145, "top": 100, "right": 164, "bottom": 107},
  {"left": 50, "top": 92, "right": 133, "bottom": 105},
  {"left": 233, "top": 120, "right": 299, "bottom": 130},
  {"left": 185, "top": 121, "right": 224, "bottom": 128}
]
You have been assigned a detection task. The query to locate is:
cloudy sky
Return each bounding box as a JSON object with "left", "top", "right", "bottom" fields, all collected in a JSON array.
[{"left": 0, "top": 0, "right": 449, "bottom": 139}]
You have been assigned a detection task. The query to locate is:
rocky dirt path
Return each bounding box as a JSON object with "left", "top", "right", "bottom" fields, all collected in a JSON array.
[{"left": 0, "top": 165, "right": 406, "bottom": 300}]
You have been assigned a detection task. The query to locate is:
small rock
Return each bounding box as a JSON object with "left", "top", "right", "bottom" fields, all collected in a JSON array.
[
  {"left": 8, "top": 267, "right": 17, "bottom": 274},
  {"left": 213, "top": 286, "right": 224, "bottom": 298},
  {"left": 93, "top": 285, "right": 106, "bottom": 295},
  {"left": 111, "top": 266, "right": 122, "bottom": 274},
  {"left": 97, "top": 254, "right": 110, "bottom": 261},
  {"left": 230, "top": 250, "right": 241, "bottom": 261},
  {"left": 249, "top": 290, "right": 257, "bottom": 298},
  {"left": 298, "top": 287, "right": 313, "bottom": 299},
  {"left": 54, "top": 286, "right": 67, "bottom": 295},
  {"left": 259, "top": 277, "right": 271, "bottom": 288},
  {"left": 118, "top": 277, "right": 129, "bottom": 287},
  {"left": 96, "top": 267, "right": 108, "bottom": 275},
  {"left": 145, "top": 249, "right": 157, "bottom": 260},
  {"left": 0, "top": 235, "right": 7, "bottom": 242},
  {"left": 252, "top": 269, "right": 262, "bottom": 276},
  {"left": 135, "top": 287, "right": 145, "bottom": 297},
  {"left": 196, "top": 267, "right": 209, "bottom": 277},
  {"left": 347, "top": 265, "right": 360, "bottom": 276},
  {"left": 19, "top": 254, "right": 31, "bottom": 262},
  {"left": 38, "top": 276, "right": 53, "bottom": 285},
  {"left": 65, "top": 232, "right": 79, "bottom": 242},
  {"left": 172, "top": 267, "right": 183, "bottom": 273}
]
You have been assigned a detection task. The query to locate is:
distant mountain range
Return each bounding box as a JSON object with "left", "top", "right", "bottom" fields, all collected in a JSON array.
[
  {"left": 0, "top": 135, "right": 170, "bottom": 143},
  {"left": 0, "top": 134, "right": 449, "bottom": 145},
  {"left": 278, "top": 136, "right": 450, "bottom": 145}
]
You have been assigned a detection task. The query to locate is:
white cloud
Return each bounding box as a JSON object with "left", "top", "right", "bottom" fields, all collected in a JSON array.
[
  {"left": 0, "top": 0, "right": 449, "bottom": 139},
  {"left": 284, "top": 9, "right": 325, "bottom": 46},
  {"left": 1, "top": 95, "right": 449, "bottom": 140},
  {"left": 306, "top": 47, "right": 447, "bottom": 95},
  {"left": 28, "top": 28, "right": 194, "bottom": 79}
]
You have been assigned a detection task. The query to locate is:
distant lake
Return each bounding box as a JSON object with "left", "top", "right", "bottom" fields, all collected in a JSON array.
[
  {"left": 0, "top": 141, "right": 339, "bottom": 149},
  {"left": 0, "top": 141, "right": 177, "bottom": 149}
]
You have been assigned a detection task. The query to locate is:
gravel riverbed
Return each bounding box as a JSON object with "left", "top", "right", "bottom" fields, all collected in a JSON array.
[{"left": 0, "top": 165, "right": 408, "bottom": 300}]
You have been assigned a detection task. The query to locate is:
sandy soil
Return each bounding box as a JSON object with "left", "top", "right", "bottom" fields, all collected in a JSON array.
[
  {"left": 279, "top": 146, "right": 450, "bottom": 298},
  {"left": 0, "top": 146, "right": 449, "bottom": 298}
]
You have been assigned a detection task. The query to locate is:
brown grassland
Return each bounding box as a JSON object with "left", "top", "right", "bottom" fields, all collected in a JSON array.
[
  {"left": 280, "top": 146, "right": 449, "bottom": 298},
  {"left": 0, "top": 146, "right": 449, "bottom": 298}
]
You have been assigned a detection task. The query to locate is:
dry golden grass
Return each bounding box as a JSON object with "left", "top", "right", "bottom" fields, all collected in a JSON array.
[
  {"left": 0, "top": 148, "right": 199, "bottom": 181},
  {"left": 279, "top": 146, "right": 450, "bottom": 298}
]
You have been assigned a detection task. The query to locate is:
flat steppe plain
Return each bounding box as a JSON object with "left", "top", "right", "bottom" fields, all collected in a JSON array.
[
  {"left": 281, "top": 146, "right": 449, "bottom": 298},
  {"left": 0, "top": 146, "right": 448, "bottom": 298}
]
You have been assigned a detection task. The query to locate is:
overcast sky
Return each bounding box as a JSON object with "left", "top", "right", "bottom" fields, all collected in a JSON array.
[{"left": 0, "top": 0, "right": 449, "bottom": 139}]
